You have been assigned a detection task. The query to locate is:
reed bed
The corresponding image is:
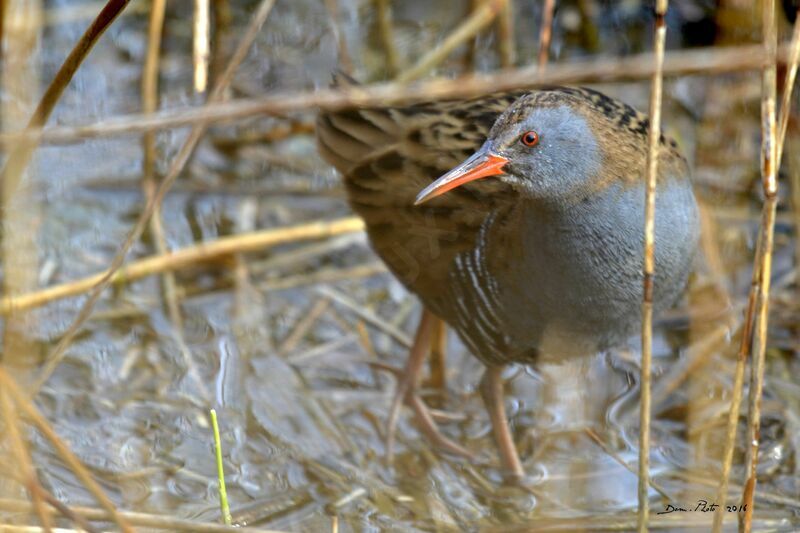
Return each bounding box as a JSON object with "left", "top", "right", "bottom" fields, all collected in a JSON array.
[
  {"left": 1, "top": 42, "right": 798, "bottom": 148},
  {"left": 0, "top": 0, "right": 798, "bottom": 531}
]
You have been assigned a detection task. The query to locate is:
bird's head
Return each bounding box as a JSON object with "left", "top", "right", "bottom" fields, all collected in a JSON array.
[{"left": 415, "top": 90, "right": 615, "bottom": 207}]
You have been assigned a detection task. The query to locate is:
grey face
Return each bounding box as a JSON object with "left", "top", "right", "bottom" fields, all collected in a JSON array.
[{"left": 489, "top": 105, "right": 602, "bottom": 202}]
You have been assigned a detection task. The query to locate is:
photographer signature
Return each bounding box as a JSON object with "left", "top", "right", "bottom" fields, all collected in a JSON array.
[{"left": 657, "top": 500, "right": 747, "bottom": 515}]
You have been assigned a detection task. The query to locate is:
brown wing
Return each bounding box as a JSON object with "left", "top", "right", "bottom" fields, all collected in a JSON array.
[{"left": 316, "top": 86, "right": 521, "bottom": 308}]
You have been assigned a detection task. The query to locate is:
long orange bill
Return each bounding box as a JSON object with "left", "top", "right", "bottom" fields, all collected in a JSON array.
[{"left": 414, "top": 148, "right": 508, "bottom": 205}]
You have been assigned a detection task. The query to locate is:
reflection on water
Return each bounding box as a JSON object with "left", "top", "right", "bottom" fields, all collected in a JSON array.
[{"left": 0, "top": 0, "right": 798, "bottom": 531}]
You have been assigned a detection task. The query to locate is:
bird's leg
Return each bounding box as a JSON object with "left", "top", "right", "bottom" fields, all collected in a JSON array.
[
  {"left": 385, "top": 308, "right": 472, "bottom": 460},
  {"left": 480, "top": 365, "right": 525, "bottom": 483},
  {"left": 385, "top": 309, "right": 434, "bottom": 459},
  {"left": 425, "top": 316, "right": 447, "bottom": 406}
]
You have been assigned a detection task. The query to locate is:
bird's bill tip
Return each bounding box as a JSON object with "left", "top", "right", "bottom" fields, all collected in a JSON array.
[{"left": 414, "top": 152, "right": 508, "bottom": 205}]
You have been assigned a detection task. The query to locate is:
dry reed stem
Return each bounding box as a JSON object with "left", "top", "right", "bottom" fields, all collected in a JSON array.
[
  {"left": 141, "top": 1, "right": 180, "bottom": 316},
  {"left": 646, "top": 321, "right": 736, "bottom": 418},
  {"left": 0, "top": 0, "right": 132, "bottom": 196},
  {"left": 711, "top": 1, "right": 787, "bottom": 530},
  {"left": 39, "top": 491, "right": 100, "bottom": 533},
  {"left": 462, "top": 0, "right": 482, "bottom": 72},
  {"left": 260, "top": 261, "right": 385, "bottom": 293},
  {"left": 468, "top": 0, "right": 481, "bottom": 70},
  {"left": 0, "top": 388, "right": 53, "bottom": 531},
  {"left": 789, "top": 12, "right": 800, "bottom": 284},
  {"left": 537, "top": 0, "right": 555, "bottom": 70},
  {"left": 374, "top": 0, "right": 400, "bottom": 76},
  {"left": 1, "top": 0, "right": 43, "bottom": 375},
  {"left": 30, "top": 0, "right": 278, "bottom": 394},
  {"left": 208, "top": 0, "right": 231, "bottom": 87},
  {"left": 776, "top": 8, "right": 800, "bottom": 166},
  {"left": 2, "top": 42, "right": 795, "bottom": 148},
  {"left": 740, "top": 1, "right": 780, "bottom": 530},
  {"left": 279, "top": 297, "right": 331, "bottom": 354},
  {"left": 0, "top": 369, "right": 134, "bottom": 532},
  {"left": 396, "top": 0, "right": 508, "bottom": 82},
  {"left": 142, "top": 0, "right": 165, "bottom": 175},
  {"left": 711, "top": 235, "right": 765, "bottom": 533},
  {"left": 696, "top": 202, "right": 731, "bottom": 298},
  {"left": 12, "top": 1, "right": 148, "bottom": 28},
  {"left": 193, "top": 0, "right": 210, "bottom": 93},
  {"left": 637, "top": 2, "right": 668, "bottom": 530},
  {"left": 740, "top": 197, "right": 777, "bottom": 531},
  {"left": 0, "top": 216, "right": 363, "bottom": 315},
  {"left": 0, "top": 498, "right": 289, "bottom": 533},
  {"left": 355, "top": 321, "right": 378, "bottom": 360},
  {"left": 0, "top": 0, "right": 6, "bottom": 50},
  {"left": 142, "top": 0, "right": 209, "bottom": 401},
  {"left": 495, "top": 0, "right": 515, "bottom": 67},
  {"left": 317, "top": 286, "right": 412, "bottom": 347},
  {"left": 0, "top": 526, "right": 74, "bottom": 532},
  {"left": 323, "top": 0, "right": 353, "bottom": 74},
  {"left": 230, "top": 198, "right": 259, "bottom": 342},
  {"left": 248, "top": 232, "right": 362, "bottom": 276},
  {"left": 584, "top": 428, "right": 671, "bottom": 501},
  {"left": 791, "top": 144, "right": 800, "bottom": 281},
  {"left": 211, "top": 119, "right": 316, "bottom": 148}
]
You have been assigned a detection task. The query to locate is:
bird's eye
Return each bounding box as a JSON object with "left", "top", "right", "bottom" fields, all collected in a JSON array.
[{"left": 520, "top": 131, "right": 539, "bottom": 147}]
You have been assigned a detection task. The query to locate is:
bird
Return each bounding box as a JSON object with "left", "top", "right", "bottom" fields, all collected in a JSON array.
[{"left": 316, "top": 79, "right": 700, "bottom": 482}]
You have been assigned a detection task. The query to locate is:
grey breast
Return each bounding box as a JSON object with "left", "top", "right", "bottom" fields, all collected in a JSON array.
[{"left": 470, "top": 179, "right": 699, "bottom": 363}]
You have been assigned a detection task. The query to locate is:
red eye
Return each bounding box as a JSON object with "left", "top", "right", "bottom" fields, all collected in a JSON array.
[{"left": 521, "top": 131, "right": 539, "bottom": 147}]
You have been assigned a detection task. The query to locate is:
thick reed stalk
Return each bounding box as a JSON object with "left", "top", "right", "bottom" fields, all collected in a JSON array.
[
  {"left": 638, "top": 1, "right": 668, "bottom": 531},
  {"left": 1, "top": 0, "right": 42, "bottom": 376},
  {"left": 740, "top": 1, "right": 779, "bottom": 530}
]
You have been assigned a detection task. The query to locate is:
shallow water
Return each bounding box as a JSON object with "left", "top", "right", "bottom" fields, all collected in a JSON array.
[{"left": 0, "top": 0, "right": 799, "bottom": 531}]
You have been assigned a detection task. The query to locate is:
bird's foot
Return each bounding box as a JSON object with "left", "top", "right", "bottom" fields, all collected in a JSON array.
[
  {"left": 371, "top": 361, "right": 474, "bottom": 461},
  {"left": 405, "top": 391, "right": 474, "bottom": 459}
]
